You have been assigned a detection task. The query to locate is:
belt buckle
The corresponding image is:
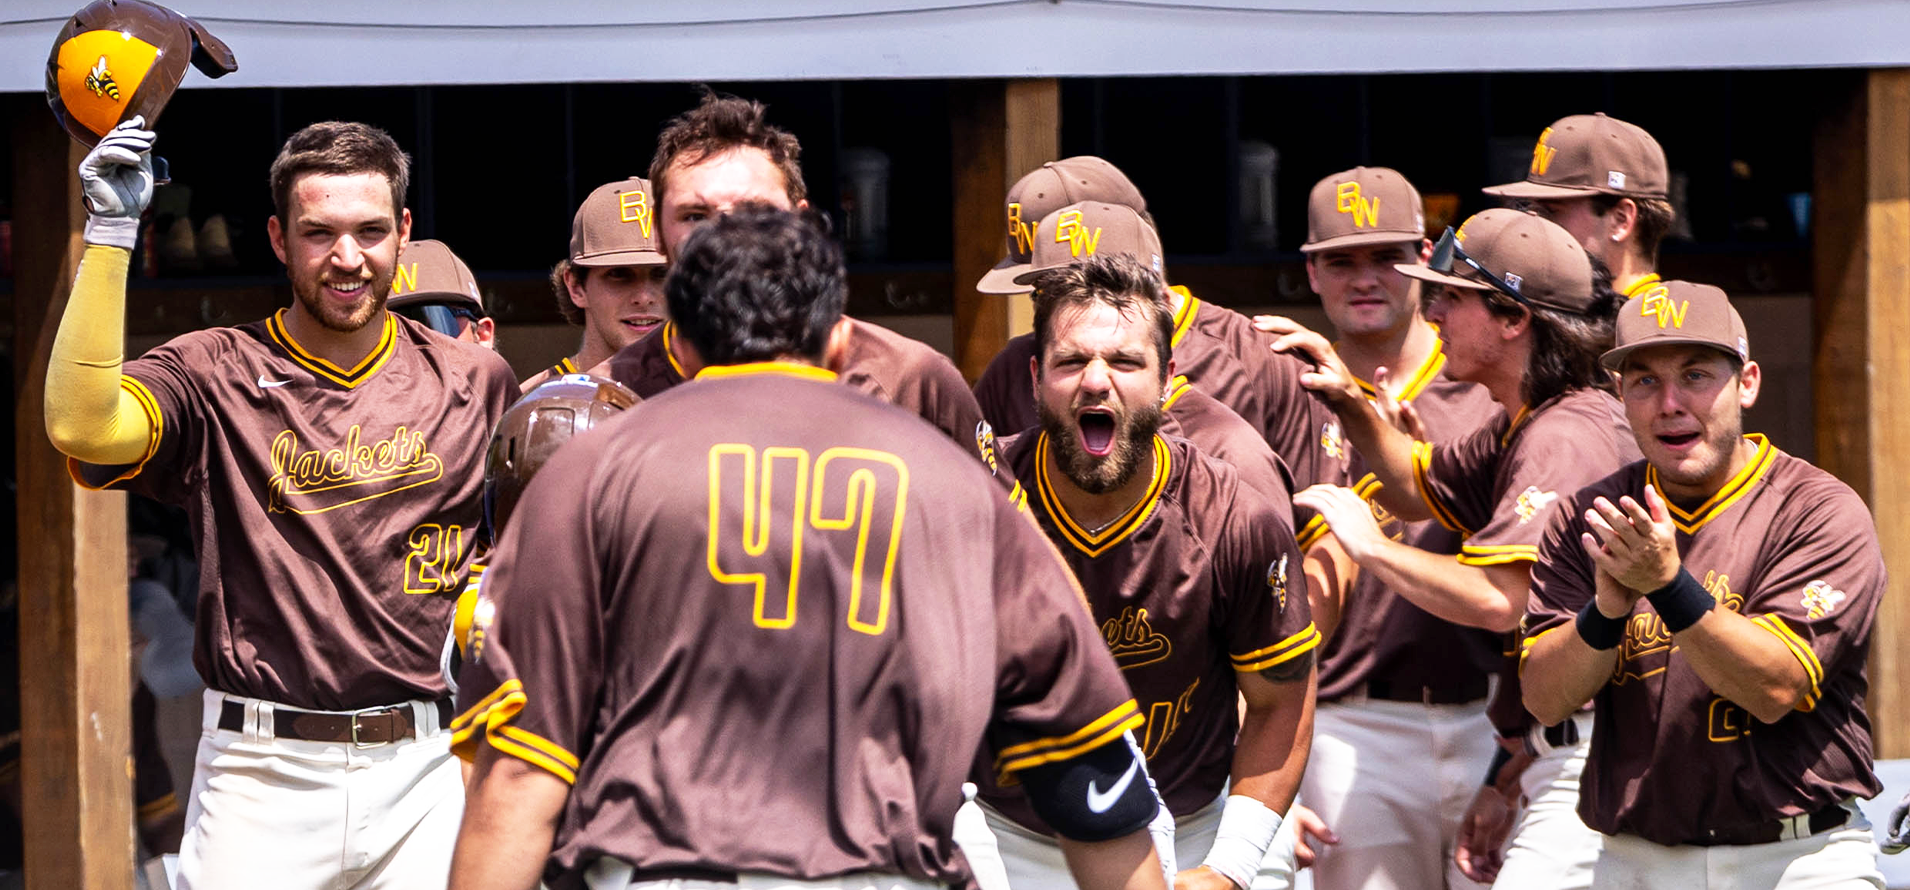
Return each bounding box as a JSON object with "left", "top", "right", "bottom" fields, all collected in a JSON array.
[{"left": 351, "top": 706, "right": 398, "bottom": 749}]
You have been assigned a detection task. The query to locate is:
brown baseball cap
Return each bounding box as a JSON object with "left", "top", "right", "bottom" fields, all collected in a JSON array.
[
  {"left": 571, "top": 177, "right": 666, "bottom": 268},
  {"left": 977, "top": 156, "right": 1148, "bottom": 294},
  {"left": 1012, "top": 202, "right": 1163, "bottom": 285},
  {"left": 1301, "top": 167, "right": 1425, "bottom": 253},
  {"left": 1484, "top": 113, "right": 1668, "bottom": 201},
  {"left": 388, "top": 239, "right": 482, "bottom": 310},
  {"left": 1601, "top": 281, "right": 1748, "bottom": 371},
  {"left": 1397, "top": 209, "right": 1595, "bottom": 314}
]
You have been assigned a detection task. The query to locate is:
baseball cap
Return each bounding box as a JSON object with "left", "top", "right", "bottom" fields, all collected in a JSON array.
[
  {"left": 1396, "top": 209, "right": 1595, "bottom": 314},
  {"left": 1301, "top": 167, "right": 1425, "bottom": 253},
  {"left": 977, "top": 156, "right": 1148, "bottom": 294},
  {"left": 1012, "top": 202, "right": 1164, "bottom": 285},
  {"left": 1600, "top": 281, "right": 1748, "bottom": 371},
  {"left": 571, "top": 177, "right": 666, "bottom": 268},
  {"left": 388, "top": 239, "right": 483, "bottom": 311},
  {"left": 1484, "top": 113, "right": 1668, "bottom": 201}
]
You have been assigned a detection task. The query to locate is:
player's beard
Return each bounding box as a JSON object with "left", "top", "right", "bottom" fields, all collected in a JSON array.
[
  {"left": 1038, "top": 396, "right": 1165, "bottom": 495},
  {"left": 292, "top": 268, "right": 392, "bottom": 334},
  {"left": 1652, "top": 411, "right": 1743, "bottom": 494}
]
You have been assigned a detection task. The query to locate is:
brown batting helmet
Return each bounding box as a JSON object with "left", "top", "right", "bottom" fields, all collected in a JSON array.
[
  {"left": 484, "top": 375, "right": 638, "bottom": 535},
  {"left": 46, "top": 0, "right": 237, "bottom": 148}
]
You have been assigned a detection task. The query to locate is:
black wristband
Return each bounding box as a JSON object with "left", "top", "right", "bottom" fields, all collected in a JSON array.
[
  {"left": 1482, "top": 745, "right": 1514, "bottom": 787},
  {"left": 1575, "top": 600, "right": 1627, "bottom": 650},
  {"left": 1648, "top": 568, "right": 1715, "bottom": 633}
]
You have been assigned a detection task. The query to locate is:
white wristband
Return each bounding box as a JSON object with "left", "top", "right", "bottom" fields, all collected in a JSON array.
[
  {"left": 84, "top": 215, "right": 139, "bottom": 251},
  {"left": 1201, "top": 795, "right": 1283, "bottom": 889}
]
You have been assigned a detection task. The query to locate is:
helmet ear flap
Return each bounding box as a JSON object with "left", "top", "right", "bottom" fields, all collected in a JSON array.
[{"left": 184, "top": 16, "right": 236, "bottom": 79}]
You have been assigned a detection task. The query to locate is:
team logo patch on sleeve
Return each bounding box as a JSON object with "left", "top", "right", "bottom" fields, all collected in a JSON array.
[
  {"left": 1320, "top": 421, "right": 1344, "bottom": 460},
  {"left": 1268, "top": 554, "right": 1289, "bottom": 610},
  {"left": 1801, "top": 580, "right": 1846, "bottom": 620},
  {"left": 975, "top": 421, "right": 1000, "bottom": 476},
  {"left": 1514, "top": 486, "right": 1559, "bottom": 524}
]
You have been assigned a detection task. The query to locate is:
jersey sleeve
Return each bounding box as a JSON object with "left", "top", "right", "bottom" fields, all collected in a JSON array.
[
  {"left": 1219, "top": 490, "right": 1318, "bottom": 676},
  {"left": 973, "top": 337, "right": 1039, "bottom": 438},
  {"left": 1411, "top": 420, "right": 1505, "bottom": 543},
  {"left": 985, "top": 494, "right": 1143, "bottom": 783},
  {"left": 1740, "top": 484, "right": 1885, "bottom": 713},
  {"left": 1519, "top": 487, "right": 1603, "bottom": 673},
  {"left": 69, "top": 337, "right": 214, "bottom": 500},
  {"left": 1251, "top": 347, "right": 1346, "bottom": 494},
  {"left": 448, "top": 434, "right": 611, "bottom": 782},
  {"left": 1444, "top": 415, "right": 1619, "bottom": 567}
]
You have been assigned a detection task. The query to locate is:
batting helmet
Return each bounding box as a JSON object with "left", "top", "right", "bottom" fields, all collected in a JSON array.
[
  {"left": 46, "top": 0, "right": 237, "bottom": 148},
  {"left": 484, "top": 375, "right": 638, "bottom": 535}
]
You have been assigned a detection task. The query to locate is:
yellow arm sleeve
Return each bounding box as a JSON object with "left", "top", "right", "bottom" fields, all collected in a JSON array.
[{"left": 44, "top": 245, "right": 157, "bottom": 466}]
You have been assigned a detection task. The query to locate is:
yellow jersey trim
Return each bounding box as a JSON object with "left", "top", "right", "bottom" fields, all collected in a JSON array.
[
  {"left": 661, "top": 322, "right": 689, "bottom": 380},
  {"left": 1621, "top": 273, "right": 1664, "bottom": 298},
  {"left": 1752, "top": 613, "right": 1824, "bottom": 711},
  {"left": 1295, "top": 515, "right": 1329, "bottom": 551},
  {"left": 1007, "top": 481, "right": 1029, "bottom": 513},
  {"left": 1457, "top": 544, "right": 1539, "bottom": 566},
  {"left": 694, "top": 361, "right": 839, "bottom": 383},
  {"left": 266, "top": 309, "right": 398, "bottom": 389},
  {"left": 137, "top": 792, "right": 179, "bottom": 821},
  {"left": 1517, "top": 622, "right": 1570, "bottom": 676},
  {"left": 1647, "top": 435, "right": 1775, "bottom": 534},
  {"left": 1169, "top": 287, "right": 1199, "bottom": 348},
  {"left": 1412, "top": 439, "right": 1470, "bottom": 535},
  {"left": 1034, "top": 432, "right": 1170, "bottom": 558},
  {"left": 1353, "top": 337, "right": 1447, "bottom": 403},
  {"left": 1231, "top": 623, "right": 1323, "bottom": 672},
  {"left": 66, "top": 376, "right": 166, "bottom": 491},
  {"left": 1500, "top": 404, "right": 1532, "bottom": 448},
  {"left": 994, "top": 699, "right": 1145, "bottom": 779},
  {"left": 554, "top": 357, "right": 578, "bottom": 376},
  {"left": 448, "top": 677, "right": 582, "bottom": 784},
  {"left": 1162, "top": 375, "right": 1193, "bottom": 412}
]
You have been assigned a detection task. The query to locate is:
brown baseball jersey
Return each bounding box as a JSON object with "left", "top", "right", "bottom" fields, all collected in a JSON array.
[
  {"left": 1409, "top": 386, "right": 1641, "bottom": 734},
  {"left": 451, "top": 363, "right": 1140, "bottom": 887},
  {"left": 1160, "top": 375, "right": 1293, "bottom": 503},
  {"left": 518, "top": 356, "right": 580, "bottom": 393},
  {"left": 973, "top": 287, "right": 1342, "bottom": 493},
  {"left": 1299, "top": 346, "right": 1505, "bottom": 701},
  {"left": 595, "top": 318, "right": 1004, "bottom": 480},
  {"left": 1523, "top": 439, "right": 1884, "bottom": 845},
  {"left": 72, "top": 310, "right": 518, "bottom": 711},
  {"left": 979, "top": 431, "right": 1316, "bottom": 831}
]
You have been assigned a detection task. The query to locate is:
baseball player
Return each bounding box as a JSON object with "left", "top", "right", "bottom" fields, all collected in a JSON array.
[
  {"left": 586, "top": 91, "right": 999, "bottom": 475},
  {"left": 388, "top": 238, "right": 495, "bottom": 348},
  {"left": 45, "top": 119, "right": 517, "bottom": 889},
  {"left": 521, "top": 178, "right": 668, "bottom": 392},
  {"left": 1485, "top": 113, "right": 1674, "bottom": 301},
  {"left": 1275, "top": 167, "right": 1503, "bottom": 890},
  {"left": 972, "top": 253, "right": 1318, "bottom": 890},
  {"left": 449, "top": 206, "right": 1168, "bottom": 890},
  {"left": 1261, "top": 208, "right": 1640, "bottom": 889},
  {"left": 969, "top": 158, "right": 1342, "bottom": 496},
  {"left": 1521, "top": 281, "right": 1886, "bottom": 887}
]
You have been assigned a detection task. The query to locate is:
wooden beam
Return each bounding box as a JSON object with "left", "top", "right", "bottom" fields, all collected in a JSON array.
[
  {"left": 11, "top": 101, "right": 135, "bottom": 889},
  {"left": 1811, "top": 67, "right": 1910, "bottom": 759},
  {"left": 950, "top": 79, "right": 1059, "bottom": 383}
]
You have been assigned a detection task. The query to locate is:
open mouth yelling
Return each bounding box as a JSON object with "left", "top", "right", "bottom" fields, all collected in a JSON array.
[{"left": 1078, "top": 408, "right": 1117, "bottom": 457}]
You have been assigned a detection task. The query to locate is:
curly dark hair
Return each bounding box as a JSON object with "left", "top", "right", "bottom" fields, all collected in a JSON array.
[
  {"left": 1479, "top": 255, "right": 1622, "bottom": 406},
  {"left": 1029, "top": 255, "right": 1175, "bottom": 382},
  {"left": 665, "top": 204, "right": 844, "bottom": 366},
  {"left": 650, "top": 88, "right": 805, "bottom": 212}
]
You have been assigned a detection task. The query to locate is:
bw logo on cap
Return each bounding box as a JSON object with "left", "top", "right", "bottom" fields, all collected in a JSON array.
[
  {"left": 571, "top": 177, "right": 666, "bottom": 268},
  {"left": 1486, "top": 113, "right": 1668, "bottom": 201},
  {"left": 1013, "top": 202, "right": 1164, "bottom": 285},
  {"left": 978, "top": 156, "right": 1147, "bottom": 294},
  {"left": 1601, "top": 281, "right": 1749, "bottom": 371},
  {"left": 1302, "top": 167, "right": 1424, "bottom": 253}
]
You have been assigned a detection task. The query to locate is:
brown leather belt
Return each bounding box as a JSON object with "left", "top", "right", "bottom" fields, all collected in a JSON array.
[
  {"left": 1364, "top": 676, "right": 1491, "bottom": 705},
  {"left": 218, "top": 699, "right": 452, "bottom": 746},
  {"left": 1687, "top": 801, "right": 1850, "bottom": 847}
]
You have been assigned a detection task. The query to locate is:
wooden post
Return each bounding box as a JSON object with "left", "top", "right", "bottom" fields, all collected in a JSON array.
[
  {"left": 1811, "top": 68, "right": 1910, "bottom": 758},
  {"left": 12, "top": 102, "right": 135, "bottom": 889},
  {"left": 950, "top": 79, "right": 1059, "bottom": 383}
]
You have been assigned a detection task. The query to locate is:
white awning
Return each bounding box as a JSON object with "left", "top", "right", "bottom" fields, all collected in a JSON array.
[{"left": 5, "top": 0, "right": 1907, "bottom": 91}]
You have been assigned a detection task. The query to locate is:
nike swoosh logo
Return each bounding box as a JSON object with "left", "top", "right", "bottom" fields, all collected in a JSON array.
[
  {"left": 1086, "top": 757, "right": 1140, "bottom": 814},
  {"left": 257, "top": 375, "right": 291, "bottom": 389}
]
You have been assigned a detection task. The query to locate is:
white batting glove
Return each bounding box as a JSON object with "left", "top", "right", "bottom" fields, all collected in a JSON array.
[
  {"left": 78, "top": 116, "right": 156, "bottom": 250},
  {"left": 1884, "top": 790, "right": 1910, "bottom": 855}
]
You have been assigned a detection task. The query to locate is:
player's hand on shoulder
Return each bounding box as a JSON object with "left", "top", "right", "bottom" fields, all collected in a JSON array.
[
  {"left": 1371, "top": 367, "right": 1428, "bottom": 441},
  {"left": 1293, "top": 485, "right": 1385, "bottom": 562},
  {"left": 78, "top": 117, "right": 157, "bottom": 249},
  {"left": 1251, "top": 316, "right": 1361, "bottom": 409},
  {"left": 1173, "top": 864, "right": 1241, "bottom": 890}
]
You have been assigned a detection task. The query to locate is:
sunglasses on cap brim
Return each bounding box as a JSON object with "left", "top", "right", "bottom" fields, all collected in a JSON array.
[
  {"left": 1428, "top": 226, "right": 1531, "bottom": 307},
  {"left": 395, "top": 303, "right": 486, "bottom": 338}
]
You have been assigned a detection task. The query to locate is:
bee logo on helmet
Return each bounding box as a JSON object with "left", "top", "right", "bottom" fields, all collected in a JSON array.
[{"left": 45, "top": 0, "right": 237, "bottom": 148}]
